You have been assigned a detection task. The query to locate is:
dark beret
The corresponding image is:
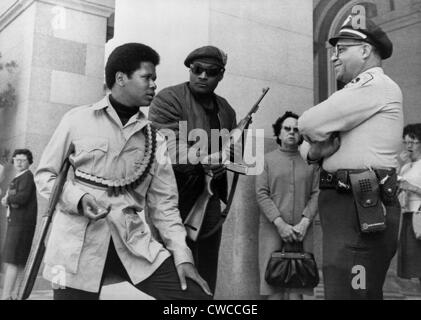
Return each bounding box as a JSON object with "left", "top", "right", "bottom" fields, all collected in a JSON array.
[
  {"left": 184, "top": 45, "right": 228, "bottom": 68},
  {"left": 328, "top": 16, "right": 393, "bottom": 60}
]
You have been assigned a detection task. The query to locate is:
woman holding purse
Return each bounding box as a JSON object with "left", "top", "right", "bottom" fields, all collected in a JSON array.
[
  {"left": 256, "top": 111, "right": 319, "bottom": 300},
  {"left": 397, "top": 124, "right": 421, "bottom": 283}
]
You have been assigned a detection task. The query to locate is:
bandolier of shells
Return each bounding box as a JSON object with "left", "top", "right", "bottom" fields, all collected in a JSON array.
[{"left": 74, "top": 123, "right": 157, "bottom": 196}]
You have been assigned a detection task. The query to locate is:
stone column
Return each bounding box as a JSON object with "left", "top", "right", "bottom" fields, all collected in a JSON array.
[{"left": 210, "top": 0, "right": 314, "bottom": 299}]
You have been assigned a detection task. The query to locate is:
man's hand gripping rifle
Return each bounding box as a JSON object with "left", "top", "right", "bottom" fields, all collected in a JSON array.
[{"left": 184, "top": 88, "right": 270, "bottom": 241}]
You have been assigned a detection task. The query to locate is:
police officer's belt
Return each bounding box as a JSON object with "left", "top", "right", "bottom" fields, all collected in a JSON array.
[
  {"left": 320, "top": 168, "right": 398, "bottom": 233},
  {"left": 319, "top": 168, "right": 396, "bottom": 193}
]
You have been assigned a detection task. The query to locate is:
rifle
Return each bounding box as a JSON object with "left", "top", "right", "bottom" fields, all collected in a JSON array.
[
  {"left": 16, "top": 144, "right": 74, "bottom": 300},
  {"left": 184, "top": 88, "right": 270, "bottom": 241}
]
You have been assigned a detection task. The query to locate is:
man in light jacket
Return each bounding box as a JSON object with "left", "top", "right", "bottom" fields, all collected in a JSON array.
[{"left": 35, "top": 43, "right": 211, "bottom": 300}]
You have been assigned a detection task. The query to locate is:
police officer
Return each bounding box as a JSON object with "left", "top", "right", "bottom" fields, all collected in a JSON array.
[{"left": 298, "top": 16, "right": 403, "bottom": 299}]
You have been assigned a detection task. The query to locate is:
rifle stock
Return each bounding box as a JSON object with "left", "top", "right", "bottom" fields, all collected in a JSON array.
[
  {"left": 16, "top": 144, "right": 74, "bottom": 300},
  {"left": 184, "top": 174, "right": 213, "bottom": 241},
  {"left": 184, "top": 88, "right": 270, "bottom": 241}
]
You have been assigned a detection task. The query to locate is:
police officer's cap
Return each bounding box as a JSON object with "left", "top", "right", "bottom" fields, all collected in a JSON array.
[
  {"left": 329, "top": 16, "right": 393, "bottom": 60},
  {"left": 184, "top": 46, "right": 228, "bottom": 68}
]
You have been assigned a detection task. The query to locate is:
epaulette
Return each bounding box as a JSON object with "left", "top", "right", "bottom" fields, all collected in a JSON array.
[{"left": 346, "top": 72, "right": 374, "bottom": 89}]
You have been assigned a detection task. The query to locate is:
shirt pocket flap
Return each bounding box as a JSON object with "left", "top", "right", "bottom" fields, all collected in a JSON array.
[{"left": 74, "top": 137, "right": 109, "bottom": 154}]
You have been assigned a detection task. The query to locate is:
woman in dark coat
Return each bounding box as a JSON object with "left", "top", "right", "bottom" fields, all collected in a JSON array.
[{"left": 1, "top": 149, "right": 37, "bottom": 299}]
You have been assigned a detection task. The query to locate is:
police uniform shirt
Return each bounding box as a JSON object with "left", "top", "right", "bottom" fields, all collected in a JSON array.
[{"left": 298, "top": 67, "right": 403, "bottom": 172}]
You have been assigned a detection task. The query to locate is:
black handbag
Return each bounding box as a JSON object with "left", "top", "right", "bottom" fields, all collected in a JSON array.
[{"left": 264, "top": 242, "right": 319, "bottom": 289}]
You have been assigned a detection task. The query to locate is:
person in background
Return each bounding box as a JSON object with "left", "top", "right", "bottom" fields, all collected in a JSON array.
[
  {"left": 1, "top": 149, "right": 37, "bottom": 299},
  {"left": 0, "top": 157, "right": 6, "bottom": 263},
  {"left": 149, "top": 45, "right": 236, "bottom": 294},
  {"left": 397, "top": 123, "right": 421, "bottom": 284},
  {"left": 256, "top": 111, "right": 319, "bottom": 300}
]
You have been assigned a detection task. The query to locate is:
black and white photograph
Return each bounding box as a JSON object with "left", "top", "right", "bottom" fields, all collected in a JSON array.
[{"left": 0, "top": 0, "right": 421, "bottom": 310}]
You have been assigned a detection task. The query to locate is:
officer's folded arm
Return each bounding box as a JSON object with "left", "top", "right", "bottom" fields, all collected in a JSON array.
[{"left": 299, "top": 135, "right": 341, "bottom": 164}]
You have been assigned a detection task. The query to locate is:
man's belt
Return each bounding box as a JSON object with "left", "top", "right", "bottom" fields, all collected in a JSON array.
[
  {"left": 320, "top": 168, "right": 395, "bottom": 190},
  {"left": 320, "top": 168, "right": 398, "bottom": 233},
  {"left": 320, "top": 168, "right": 398, "bottom": 203},
  {"left": 320, "top": 169, "right": 352, "bottom": 192}
]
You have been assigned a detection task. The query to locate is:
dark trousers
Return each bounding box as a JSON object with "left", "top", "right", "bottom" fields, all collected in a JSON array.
[
  {"left": 186, "top": 195, "right": 222, "bottom": 294},
  {"left": 187, "top": 228, "right": 222, "bottom": 294},
  {"left": 397, "top": 212, "right": 421, "bottom": 278},
  {"left": 318, "top": 189, "right": 399, "bottom": 300},
  {"left": 53, "top": 241, "right": 211, "bottom": 300}
]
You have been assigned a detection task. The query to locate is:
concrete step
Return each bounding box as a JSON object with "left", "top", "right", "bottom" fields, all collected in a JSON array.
[
  {"left": 2, "top": 272, "right": 421, "bottom": 300},
  {"left": 26, "top": 282, "right": 155, "bottom": 300},
  {"left": 0, "top": 274, "right": 154, "bottom": 300},
  {"left": 306, "top": 283, "right": 421, "bottom": 300}
]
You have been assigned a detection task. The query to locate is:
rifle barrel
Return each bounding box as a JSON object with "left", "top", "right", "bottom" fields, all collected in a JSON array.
[
  {"left": 16, "top": 144, "right": 74, "bottom": 300},
  {"left": 249, "top": 87, "right": 270, "bottom": 116}
]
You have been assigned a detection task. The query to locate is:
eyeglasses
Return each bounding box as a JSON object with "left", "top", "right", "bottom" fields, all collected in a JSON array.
[
  {"left": 190, "top": 64, "right": 223, "bottom": 77},
  {"left": 403, "top": 140, "right": 421, "bottom": 146},
  {"left": 331, "top": 43, "right": 365, "bottom": 58},
  {"left": 13, "top": 158, "right": 28, "bottom": 163},
  {"left": 282, "top": 126, "right": 299, "bottom": 133}
]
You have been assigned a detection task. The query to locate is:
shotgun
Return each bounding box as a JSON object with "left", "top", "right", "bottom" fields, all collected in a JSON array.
[
  {"left": 184, "top": 88, "right": 269, "bottom": 241},
  {"left": 16, "top": 144, "right": 74, "bottom": 300}
]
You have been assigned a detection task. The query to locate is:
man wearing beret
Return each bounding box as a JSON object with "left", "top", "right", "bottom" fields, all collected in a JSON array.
[
  {"left": 298, "top": 16, "right": 403, "bottom": 299},
  {"left": 149, "top": 45, "right": 237, "bottom": 294}
]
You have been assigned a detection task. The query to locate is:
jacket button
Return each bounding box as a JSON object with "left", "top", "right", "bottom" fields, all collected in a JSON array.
[{"left": 365, "top": 199, "right": 372, "bottom": 205}]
